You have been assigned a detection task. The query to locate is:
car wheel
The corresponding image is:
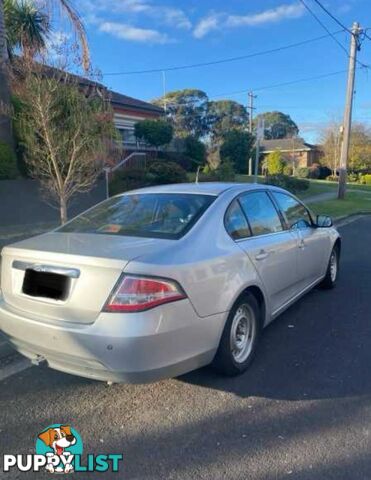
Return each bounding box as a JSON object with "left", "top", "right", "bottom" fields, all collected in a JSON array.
[
  {"left": 213, "top": 292, "right": 261, "bottom": 376},
  {"left": 320, "top": 245, "right": 339, "bottom": 290}
]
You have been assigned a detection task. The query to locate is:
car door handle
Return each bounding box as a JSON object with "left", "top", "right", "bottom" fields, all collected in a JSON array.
[{"left": 255, "top": 250, "right": 270, "bottom": 261}]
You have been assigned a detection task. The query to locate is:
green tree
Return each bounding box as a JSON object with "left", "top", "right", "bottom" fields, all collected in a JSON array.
[
  {"left": 4, "top": 0, "right": 50, "bottom": 58},
  {"left": 220, "top": 130, "right": 255, "bottom": 173},
  {"left": 320, "top": 121, "right": 371, "bottom": 172},
  {"left": 153, "top": 89, "right": 209, "bottom": 139},
  {"left": 184, "top": 135, "right": 206, "bottom": 170},
  {"left": 0, "top": 0, "right": 90, "bottom": 155},
  {"left": 135, "top": 119, "right": 173, "bottom": 151},
  {"left": 349, "top": 123, "right": 371, "bottom": 171},
  {"left": 255, "top": 111, "right": 299, "bottom": 139},
  {"left": 14, "top": 62, "right": 116, "bottom": 224},
  {"left": 207, "top": 100, "right": 248, "bottom": 140},
  {"left": 266, "top": 150, "right": 285, "bottom": 175},
  {"left": 0, "top": 0, "right": 13, "bottom": 147}
]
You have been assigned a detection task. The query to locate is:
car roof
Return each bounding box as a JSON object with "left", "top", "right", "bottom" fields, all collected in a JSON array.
[{"left": 121, "top": 182, "right": 283, "bottom": 197}]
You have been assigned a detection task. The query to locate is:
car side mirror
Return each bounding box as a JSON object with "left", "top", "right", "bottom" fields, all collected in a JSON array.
[{"left": 315, "top": 215, "right": 333, "bottom": 228}]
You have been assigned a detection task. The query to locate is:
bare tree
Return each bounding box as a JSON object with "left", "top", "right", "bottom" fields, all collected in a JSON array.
[
  {"left": 320, "top": 121, "right": 371, "bottom": 174},
  {"left": 13, "top": 60, "right": 116, "bottom": 223}
]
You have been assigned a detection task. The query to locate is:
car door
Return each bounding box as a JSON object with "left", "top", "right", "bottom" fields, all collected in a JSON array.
[
  {"left": 233, "top": 190, "right": 299, "bottom": 314},
  {"left": 271, "top": 191, "right": 329, "bottom": 290}
]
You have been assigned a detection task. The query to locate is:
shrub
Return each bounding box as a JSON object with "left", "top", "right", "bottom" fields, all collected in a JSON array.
[
  {"left": 318, "top": 165, "right": 332, "bottom": 179},
  {"left": 266, "top": 150, "right": 285, "bottom": 175},
  {"left": 134, "top": 119, "right": 173, "bottom": 148},
  {"left": 265, "top": 174, "right": 309, "bottom": 193},
  {"left": 199, "top": 161, "right": 236, "bottom": 182},
  {"left": 184, "top": 136, "right": 206, "bottom": 170},
  {"left": 215, "top": 161, "right": 236, "bottom": 181},
  {"left": 220, "top": 130, "right": 254, "bottom": 173},
  {"left": 347, "top": 172, "right": 359, "bottom": 183},
  {"left": 148, "top": 161, "right": 188, "bottom": 185},
  {"left": 308, "top": 165, "right": 320, "bottom": 179},
  {"left": 283, "top": 165, "right": 293, "bottom": 176},
  {"left": 110, "top": 162, "right": 188, "bottom": 195},
  {"left": 0, "top": 142, "right": 18, "bottom": 179},
  {"left": 360, "top": 174, "right": 371, "bottom": 185},
  {"left": 326, "top": 175, "right": 338, "bottom": 182},
  {"left": 297, "top": 167, "right": 309, "bottom": 178},
  {"left": 110, "top": 168, "right": 149, "bottom": 195}
]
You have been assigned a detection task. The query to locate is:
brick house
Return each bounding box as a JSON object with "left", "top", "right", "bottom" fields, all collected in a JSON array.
[
  {"left": 260, "top": 138, "right": 323, "bottom": 168},
  {"left": 109, "top": 90, "right": 164, "bottom": 150}
]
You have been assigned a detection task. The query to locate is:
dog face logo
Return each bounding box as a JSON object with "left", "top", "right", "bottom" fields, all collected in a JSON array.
[
  {"left": 38, "top": 425, "right": 76, "bottom": 456},
  {"left": 36, "top": 425, "right": 82, "bottom": 474}
]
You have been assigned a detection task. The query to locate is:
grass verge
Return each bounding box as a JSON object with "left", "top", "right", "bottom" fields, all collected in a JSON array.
[{"left": 309, "top": 191, "right": 371, "bottom": 219}]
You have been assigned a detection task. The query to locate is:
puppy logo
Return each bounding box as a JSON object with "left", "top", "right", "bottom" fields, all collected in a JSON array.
[{"left": 36, "top": 424, "right": 82, "bottom": 474}]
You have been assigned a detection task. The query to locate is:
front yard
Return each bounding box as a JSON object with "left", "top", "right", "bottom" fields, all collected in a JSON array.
[{"left": 235, "top": 176, "right": 371, "bottom": 219}]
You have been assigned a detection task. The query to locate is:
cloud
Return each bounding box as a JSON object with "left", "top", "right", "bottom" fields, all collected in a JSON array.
[
  {"left": 193, "top": 3, "right": 305, "bottom": 38},
  {"left": 193, "top": 13, "right": 221, "bottom": 39},
  {"left": 82, "top": 0, "right": 191, "bottom": 30},
  {"left": 160, "top": 8, "right": 192, "bottom": 30},
  {"left": 99, "top": 21, "right": 170, "bottom": 44},
  {"left": 226, "top": 3, "right": 305, "bottom": 27}
]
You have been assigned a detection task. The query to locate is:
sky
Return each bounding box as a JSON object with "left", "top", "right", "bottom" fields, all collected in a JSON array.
[{"left": 70, "top": 0, "right": 371, "bottom": 143}]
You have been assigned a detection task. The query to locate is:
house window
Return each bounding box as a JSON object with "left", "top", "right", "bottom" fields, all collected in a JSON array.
[{"left": 118, "top": 128, "right": 137, "bottom": 145}]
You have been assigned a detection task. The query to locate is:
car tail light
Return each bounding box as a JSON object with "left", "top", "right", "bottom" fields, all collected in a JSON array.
[{"left": 104, "top": 275, "right": 187, "bottom": 312}]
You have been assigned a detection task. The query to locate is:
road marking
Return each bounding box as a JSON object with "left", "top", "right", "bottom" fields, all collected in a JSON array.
[
  {"left": 336, "top": 214, "right": 369, "bottom": 229},
  {"left": 0, "top": 355, "right": 31, "bottom": 382}
]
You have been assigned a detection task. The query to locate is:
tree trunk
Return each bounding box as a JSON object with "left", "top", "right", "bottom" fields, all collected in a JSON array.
[
  {"left": 60, "top": 196, "right": 68, "bottom": 225},
  {"left": 0, "top": 0, "right": 14, "bottom": 147}
]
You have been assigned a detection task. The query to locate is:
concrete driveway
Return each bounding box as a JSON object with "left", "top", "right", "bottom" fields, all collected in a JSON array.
[{"left": 0, "top": 216, "right": 370, "bottom": 479}]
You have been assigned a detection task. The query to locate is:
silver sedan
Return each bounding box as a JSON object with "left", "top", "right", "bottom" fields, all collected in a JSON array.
[{"left": 0, "top": 183, "right": 340, "bottom": 383}]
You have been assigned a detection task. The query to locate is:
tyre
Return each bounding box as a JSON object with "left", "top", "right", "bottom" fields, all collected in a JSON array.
[
  {"left": 213, "top": 292, "right": 261, "bottom": 376},
  {"left": 320, "top": 245, "right": 339, "bottom": 290}
]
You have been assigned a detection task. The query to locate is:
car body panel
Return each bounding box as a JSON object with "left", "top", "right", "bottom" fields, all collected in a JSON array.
[
  {"left": 237, "top": 230, "right": 299, "bottom": 313},
  {"left": 1, "top": 233, "right": 174, "bottom": 324},
  {"left": 0, "top": 295, "right": 225, "bottom": 383},
  {"left": 0, "top": 182, "right": 340, "bottom": 382}
]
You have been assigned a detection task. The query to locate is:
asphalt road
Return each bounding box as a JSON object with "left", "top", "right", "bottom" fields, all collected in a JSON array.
[{"left": 0, "top": 216, "right": 371, "bottom": 480}]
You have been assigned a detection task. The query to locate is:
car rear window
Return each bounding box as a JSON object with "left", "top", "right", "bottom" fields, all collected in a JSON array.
[{"left": 58, "top": 193, "right": 215, "bottom": 239}]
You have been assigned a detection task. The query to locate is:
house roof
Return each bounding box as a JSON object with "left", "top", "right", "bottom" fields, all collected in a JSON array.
[
  {"left": 15, "top": 60, "right": 163, "bottom": 116},
  {"left": 260, "top": 138, "right": 318, "bottom": 153},
  {"left": 109, "top": 90, "right": 163, "bottom": 114}
]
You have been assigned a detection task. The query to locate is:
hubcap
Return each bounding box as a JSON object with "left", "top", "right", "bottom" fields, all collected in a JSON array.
[
  {"left": 330, "top": 250, "right": 337, "bottom": 282},
  {"left": 230, "top": 304, "right": 256, "bottom": 364}
]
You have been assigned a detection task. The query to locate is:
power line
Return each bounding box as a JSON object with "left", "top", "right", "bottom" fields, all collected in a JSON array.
[
  {"left": 299, "top": 0, "right": 370, "bottom": 70},
  {"left": 99, "top": 31, "right": 344, "bottom": 76},
  {"left": 298, "top": 0, "right": 349, "bottom": 56},
  {"left": 154, "top": 69, "right": 349, "bottom": 110},
  {"left": 311, "top": 0, "right": 353, "bottom": 35},
  {"left": 211, "top": 69, "right": 348, "bottom": 98}
]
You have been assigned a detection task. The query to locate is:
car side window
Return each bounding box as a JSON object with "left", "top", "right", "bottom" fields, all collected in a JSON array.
[
  {"left": 239, "top": 191, "right": 283, "bottom": 237},
  {"left": 225, "top": 200, "right": 251, "bottom": 240},
  {"left": 272, "top": 192, "right": 312, "bottom": 230}
]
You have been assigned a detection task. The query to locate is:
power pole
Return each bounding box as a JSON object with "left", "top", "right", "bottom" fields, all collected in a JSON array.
[
  {"left": 162, "top": 71, "right": 167, "bottom": 114},
  {"left": 338, "top": 22, "right": 362, "bottom": 199},
  {"left": 248, "top": 92, "right": 257, "bottom": 175}
]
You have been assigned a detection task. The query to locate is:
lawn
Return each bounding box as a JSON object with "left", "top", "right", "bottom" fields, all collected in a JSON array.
[
  {"left": 309, "top": 191, "right": 371, "bottom": 219},
  {"left": 189, "top": 174, "right": 371, "bottom": 219}
]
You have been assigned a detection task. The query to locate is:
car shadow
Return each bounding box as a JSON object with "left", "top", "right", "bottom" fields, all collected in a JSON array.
[{"left": 179, "top": 272, "right": 371, "bottom": 401}]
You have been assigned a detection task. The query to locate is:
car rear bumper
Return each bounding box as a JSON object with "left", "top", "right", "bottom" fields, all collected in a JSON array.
[{"left": 0, "top": 297, "right": 226, "bottom": 383}]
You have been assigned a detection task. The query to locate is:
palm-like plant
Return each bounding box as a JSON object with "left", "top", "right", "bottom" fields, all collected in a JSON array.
[
  {"left": 4, "top": 0, "right": 50, "bottom": 58},
  {"left": 0, "top": 0, "right": 90, "bottom": 147},
  {"left": 4, "top": 0, "right": 90, "bottom": 68}
]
